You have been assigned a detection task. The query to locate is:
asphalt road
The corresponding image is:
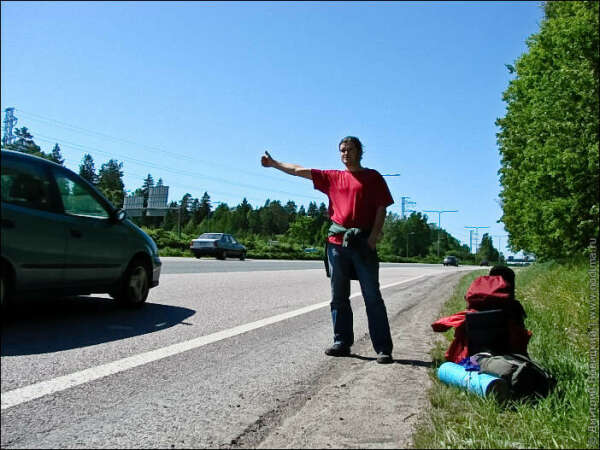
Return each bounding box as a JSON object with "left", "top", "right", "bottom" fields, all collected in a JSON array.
[
  {"left": 160, "top": 256, "right": 446, "bottom": 274},
  {"left": 1, "top": 257, "right": 475, "bottom": 448}
]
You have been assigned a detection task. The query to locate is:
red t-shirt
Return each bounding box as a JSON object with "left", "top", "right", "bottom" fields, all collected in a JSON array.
[{"left": 311, "top": 168, "right": 394, "bottom": 245}]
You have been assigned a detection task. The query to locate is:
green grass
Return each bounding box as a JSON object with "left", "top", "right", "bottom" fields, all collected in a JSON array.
[{"left": 413, "top": 260, "right": 598, "bottom": 449}]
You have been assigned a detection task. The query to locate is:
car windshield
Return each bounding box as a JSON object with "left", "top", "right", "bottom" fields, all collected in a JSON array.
[{"left": 199, "top": 233, "right": 222, "bottom": 239}]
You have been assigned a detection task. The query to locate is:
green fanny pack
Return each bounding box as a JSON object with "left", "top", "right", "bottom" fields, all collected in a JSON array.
[{"left": 328, "top": 222, "right": 369, "bottom": 247}]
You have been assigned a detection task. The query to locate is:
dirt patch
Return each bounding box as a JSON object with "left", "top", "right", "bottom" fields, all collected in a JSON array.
[{"left": 230, "top": 271, "right": 465, "bottom": 449}]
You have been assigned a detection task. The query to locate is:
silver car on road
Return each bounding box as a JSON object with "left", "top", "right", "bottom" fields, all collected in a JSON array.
[{"left": 190, "top": 233, "right": 246, "bottom": 260}]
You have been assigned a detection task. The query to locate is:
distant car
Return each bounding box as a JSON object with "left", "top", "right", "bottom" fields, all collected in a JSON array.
[
  {"left": 1, "top": 150, "right": 161, "bottom": 309},
  {"left": 443, "top": 255, "right": 459, "bottom": 266},
  {"left": 190, "top": 233, "right": 246, "bottom": 260},
  {"left": 480, "top": 260, "right": 489, "bottom": 266}
]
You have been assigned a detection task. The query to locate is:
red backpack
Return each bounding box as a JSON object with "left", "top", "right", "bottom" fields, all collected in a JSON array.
[{"left": 465, "top": 275, "right": 512, "bottom": 310}]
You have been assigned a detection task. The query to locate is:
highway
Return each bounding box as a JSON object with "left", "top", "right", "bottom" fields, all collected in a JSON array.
[{"left": 1, "top": 257, "right": 476, "bottom": 448}]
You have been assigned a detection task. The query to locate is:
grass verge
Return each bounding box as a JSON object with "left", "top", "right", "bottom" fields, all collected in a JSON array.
[{"left": 412, "top": 260, "right": 598, "bottom": 449}]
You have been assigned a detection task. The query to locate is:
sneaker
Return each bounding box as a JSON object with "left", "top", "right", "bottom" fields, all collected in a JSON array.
[
  {"left": 376, "top": 352, "right": 393, "bottom": 364},
  {"left": 325, "top": 343, "right": 351, "bottom": 357}
]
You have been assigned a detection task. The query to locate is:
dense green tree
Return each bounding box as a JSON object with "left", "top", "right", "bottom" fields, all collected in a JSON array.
[
  {"left": 284, "top": 200, "right": 298, "bottom": 223},
  {"left": 477, "top": 233, "right": 500, "bottom": 263},
  {"left": 307, "top": 201, "right": 318, "bottom": 217},
  {"left": 231, "top": 198, "right": 252, "bottom": 233},
  {"left": 179, "top": 193, "right": 192, "bottom": 224},
  {"left": 496, "top": 1, "right": 599, "bottom": 260},
  {"left": 379, "top": 212, "right": 405, "bottom": 257},
  {"left": 97, "top": 159, "right": 125, "bottom": 208},
  {"left": 162, "top": 201, "right": 179, "bottom": 231},
  {"left": 379, "top": 212, "right": 435, "bottom": 258},
  {"left": 259, "top": 200, "right": 288, "bottom": 235},
  {"left": 407, "top": 212, "right": 434, "bottom": 257},
  {"left": 79, "top": 154, "right": 98, "bottom": 185},
  {"left": 247, "top": 208, "right": 262, "bottom": 234}
]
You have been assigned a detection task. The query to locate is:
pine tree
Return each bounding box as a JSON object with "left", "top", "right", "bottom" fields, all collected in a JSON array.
[
  {"left": 79, "top": 154, "right": 98, "bottom": 185},
  {"left": 141, "top": 174, "right": 155, "bottom": 207},
  {"left": 97, "top": 159, "right": 125, "bottom": 208},
  {"left": 198, "top": 192, "right": 211, "bottom": 223},
  {"left": 49, "top": 143, "right": 65, "bottom": 165}
]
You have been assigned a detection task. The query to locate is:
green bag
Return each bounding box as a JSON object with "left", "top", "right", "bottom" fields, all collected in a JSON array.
[{"left": 474, "top": 352, "right": 556, "bottom": 398}]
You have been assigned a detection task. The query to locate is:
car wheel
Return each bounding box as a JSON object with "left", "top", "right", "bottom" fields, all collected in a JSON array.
[
  {"left": 240, "top": 252, "right": 246, "bottom": 261},
  {"left": 115, "top": 258, "right": 150, "bottom": 307},
  {"left": 217, "top": 251, "right": 225, "bottom": 260}
]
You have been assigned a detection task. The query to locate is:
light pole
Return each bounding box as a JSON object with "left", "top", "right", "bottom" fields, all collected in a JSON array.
[
  {"left": 492, "top": 234, "right": 508, "bottom": 253},
  {"left": 406, "top": 231, "right": 415, "bottom": 258},
  {"left": 423, "top": 210, "right": 458, "bottom": 257}
]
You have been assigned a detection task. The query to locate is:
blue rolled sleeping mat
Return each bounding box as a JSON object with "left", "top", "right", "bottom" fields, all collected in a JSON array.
[{"left": 438, "top": 362, "right": 509, "bottom": 400}]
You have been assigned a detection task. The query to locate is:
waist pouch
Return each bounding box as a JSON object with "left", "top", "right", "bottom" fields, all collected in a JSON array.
[{"left": 323, "top": 227, "right": 374, "bottom": 279}]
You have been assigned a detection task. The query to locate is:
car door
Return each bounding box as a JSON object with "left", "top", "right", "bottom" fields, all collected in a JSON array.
[
  {"left": 51, "top": 168, "right": 127, "bottom": 288},
  {"left": 230, "top": 236, "right": 242, "bottom": 256},
  {"left": 0, "top": 156, "right": 66, "bottom": 289},
  {"left": 224, "top": 235, "right": 236, "bottom": 254}
]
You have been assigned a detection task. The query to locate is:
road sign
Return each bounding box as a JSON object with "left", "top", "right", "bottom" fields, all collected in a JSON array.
[
  {"left": 123, "top": 194, "right": 143, "bottom": 217},
  {"left": 147, "top": 186, "right": 169, "bottom": 216}
]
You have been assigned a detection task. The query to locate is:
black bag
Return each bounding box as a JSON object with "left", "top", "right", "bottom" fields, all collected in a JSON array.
[{"left": 474, "top": 352, "right": 556, "bottom": 398}]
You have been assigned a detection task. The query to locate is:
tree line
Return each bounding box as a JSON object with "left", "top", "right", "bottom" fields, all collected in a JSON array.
[
  {"left": 496, "top": 1, "right": 599, "bottom": 260},
  {"left": 1, "top": 132, "right": 498, "bottom": 263}
]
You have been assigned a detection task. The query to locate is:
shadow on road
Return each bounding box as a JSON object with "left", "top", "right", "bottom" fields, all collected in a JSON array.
[
  {"left": 1, "top": 296, "right": 195, "bottom": 356},
  {"left": 347, "top": 354, "right": 432, "bottom": 368}
]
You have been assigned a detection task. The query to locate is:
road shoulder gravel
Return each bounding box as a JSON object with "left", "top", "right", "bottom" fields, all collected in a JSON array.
[{"left": 231, "top": 271, "right": 466, "bottom": 449}]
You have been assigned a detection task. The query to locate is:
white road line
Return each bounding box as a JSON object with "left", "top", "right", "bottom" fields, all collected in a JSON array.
[{"left": 1, "top": 273, "right": 432, "bottom": 410}]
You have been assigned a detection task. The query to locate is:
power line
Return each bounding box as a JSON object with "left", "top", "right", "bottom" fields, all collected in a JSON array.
[
  {"left": 33, "top": 133, "right": 323, "bottom": 203},
  {"left": 14, "top": 108, "right": 309, "bottom": 190}
]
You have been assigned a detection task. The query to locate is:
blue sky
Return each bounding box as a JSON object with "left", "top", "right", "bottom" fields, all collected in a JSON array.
[{"left": 1, "top": 1, "right": 544, "bottom": 256}]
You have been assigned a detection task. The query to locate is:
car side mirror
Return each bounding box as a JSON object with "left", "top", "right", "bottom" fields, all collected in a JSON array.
[{"left": 112, "top": 209, "right": 127, "bottom": 223}]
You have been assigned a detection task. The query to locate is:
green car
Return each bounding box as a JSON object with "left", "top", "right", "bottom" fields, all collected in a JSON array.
[{"left": 1, "top": 150, "right": 161, "bottom": 308}]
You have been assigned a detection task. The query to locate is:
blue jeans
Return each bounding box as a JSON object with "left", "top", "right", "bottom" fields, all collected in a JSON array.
[{"left": 327, "top": 241, "right": 393, "bottom": 355}]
